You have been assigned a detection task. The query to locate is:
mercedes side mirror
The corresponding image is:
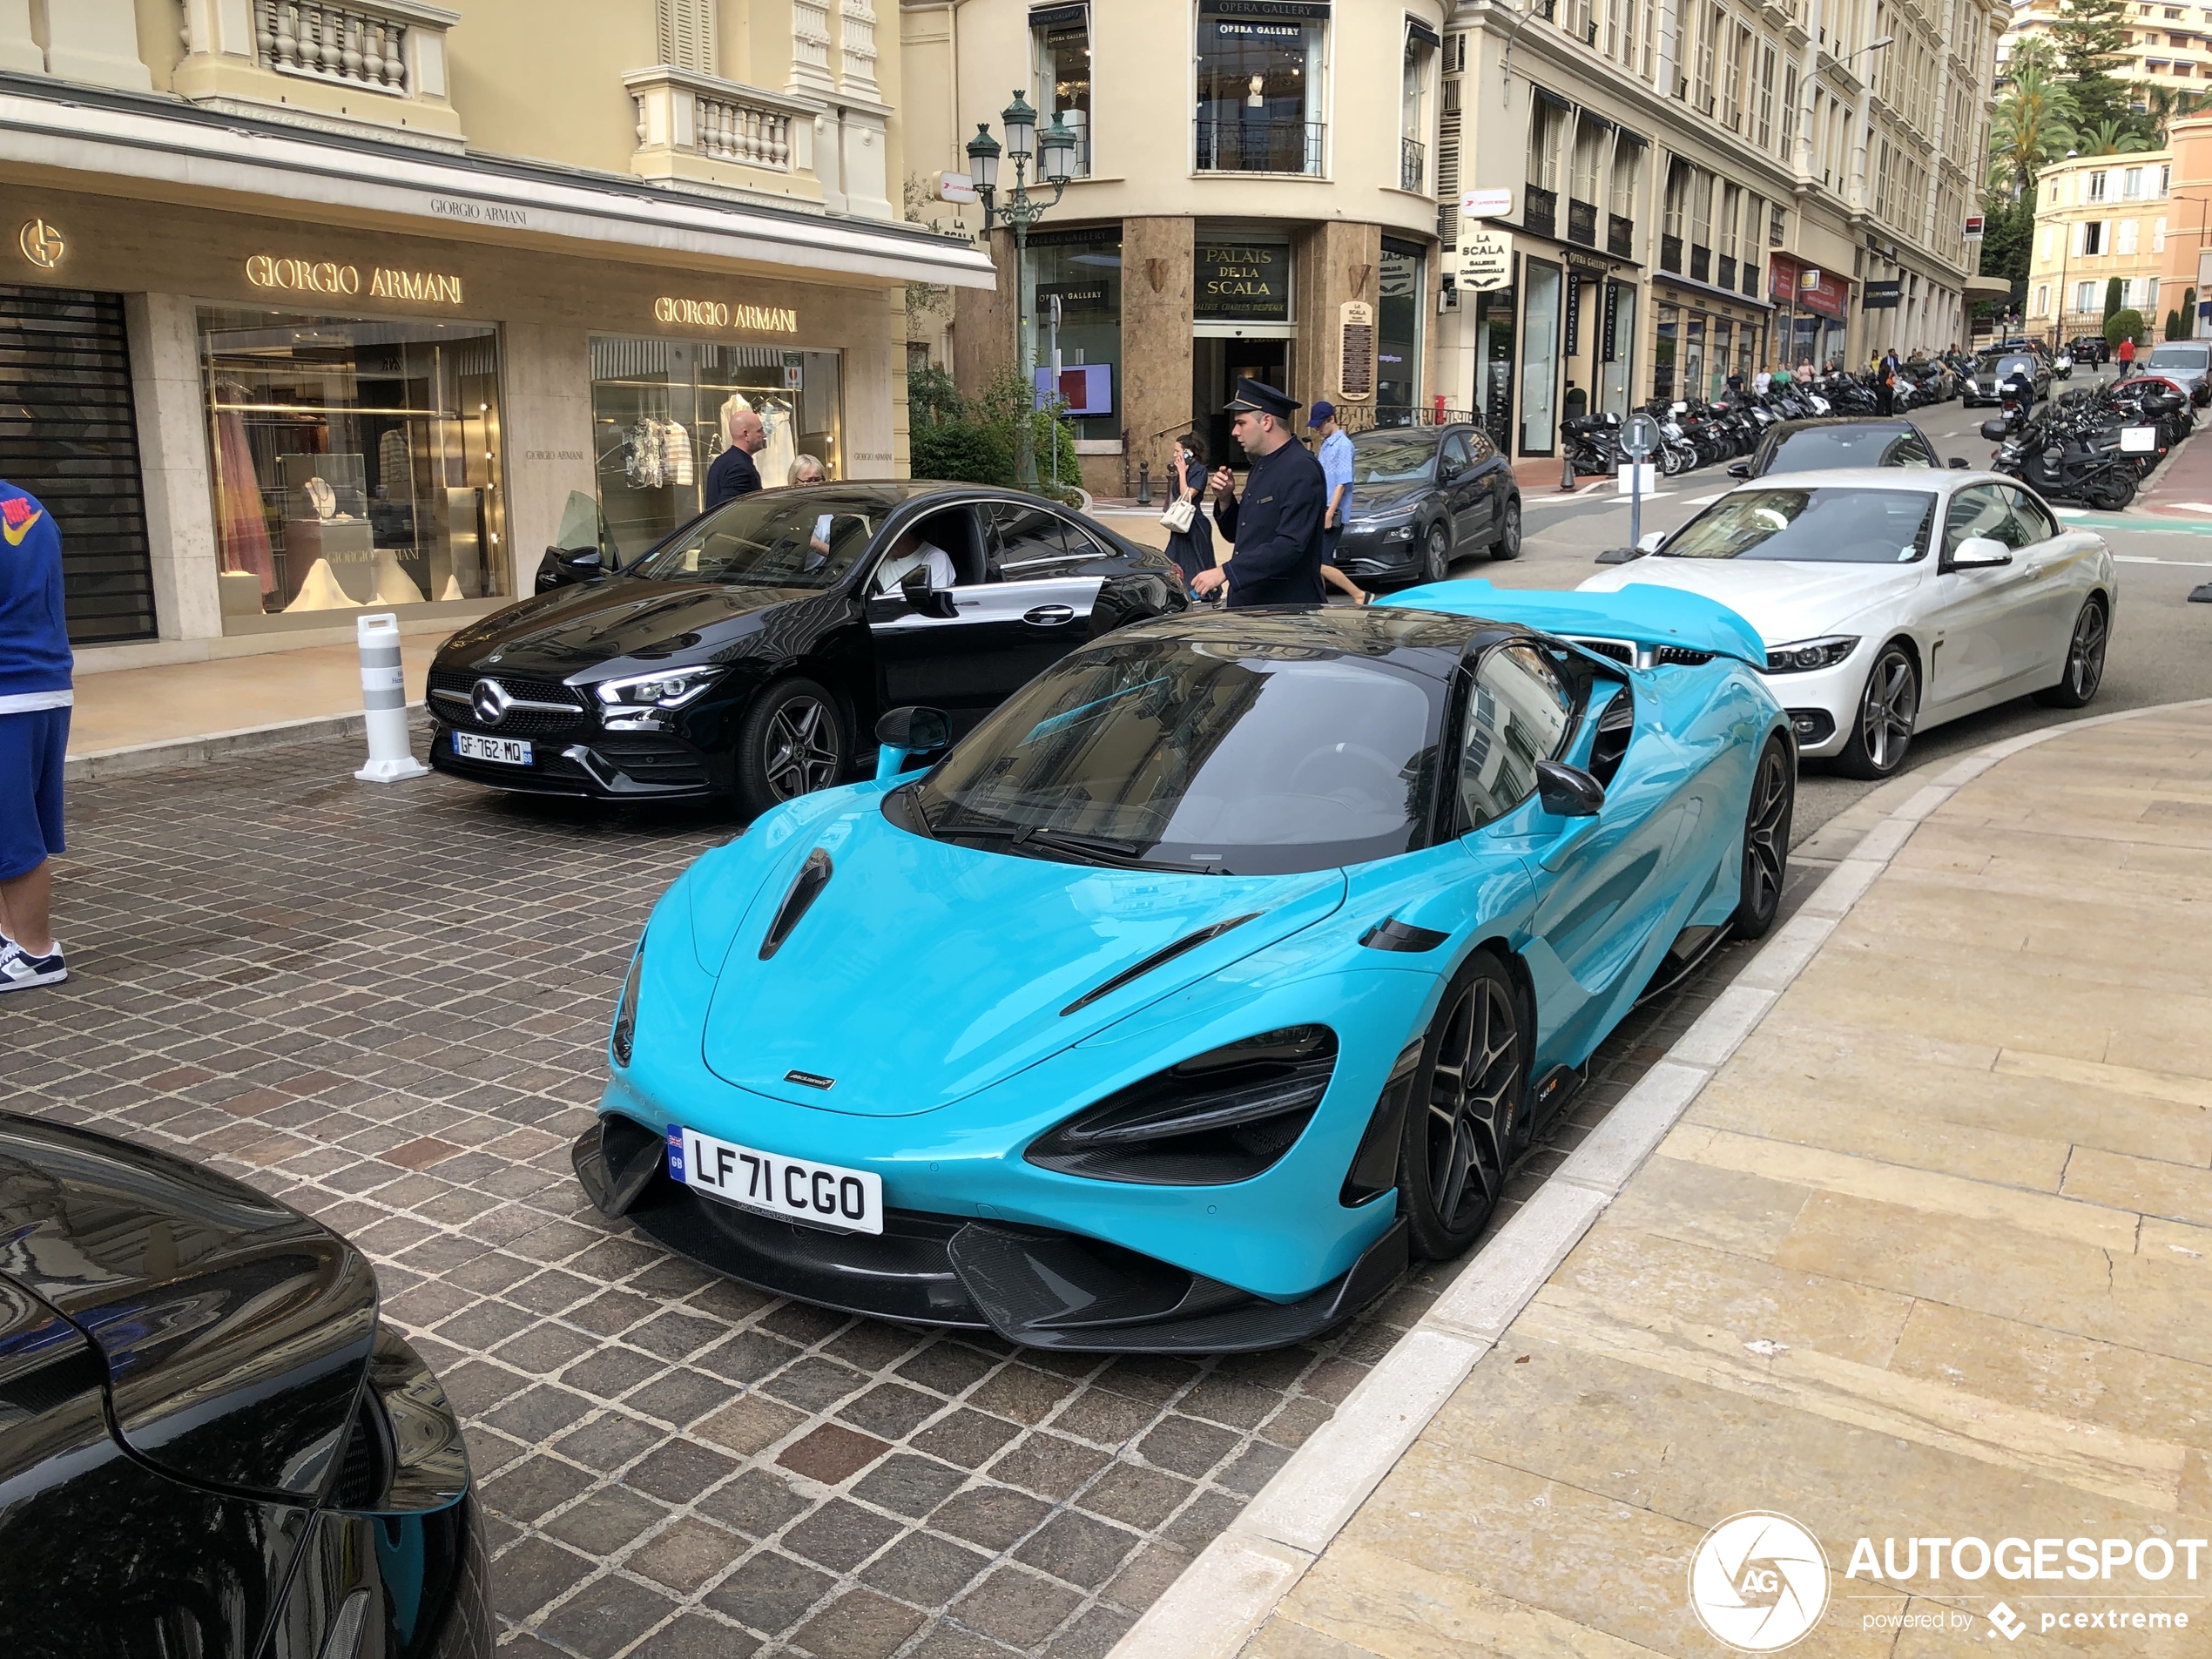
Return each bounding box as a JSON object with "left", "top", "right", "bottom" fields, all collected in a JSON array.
[
  {"left": 1949, "top": 536, "right": 2012, "bottom": 570},
  {"left": 1726, "top": 459, "right": 1751, "bottom": 479},
  {"left": 874, "top": 705, "right": 952, "bottom": 782},
  {"left": 535, "top": 545, "right": 604, "bottom": 592},
  {"left": 1979, "top": 419, "right": 2010, "bottom": 441},
  {"left": 900, "top": 563, "right": 959, "bottom": 620},
  {"left": 1948, "top": 456, "right": 1969, "bottom": 469},
  {"left": 1535, "top": 759, "right": 1606, "bottom": 819}
]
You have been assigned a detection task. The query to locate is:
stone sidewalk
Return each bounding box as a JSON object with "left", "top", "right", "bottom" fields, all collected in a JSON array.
[{"left": 1128, "top": 703, "right": 2212, "bottom": 1658}]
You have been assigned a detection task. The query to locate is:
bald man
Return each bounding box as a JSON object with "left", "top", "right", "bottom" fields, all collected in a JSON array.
[{"left": 705, "top": 408, "right": 765, "bottom": 509}]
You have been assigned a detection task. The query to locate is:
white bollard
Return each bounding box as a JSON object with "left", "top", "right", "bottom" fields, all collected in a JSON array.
[{"left": 354, "top": 611, "right": 428, "bottom": 783}]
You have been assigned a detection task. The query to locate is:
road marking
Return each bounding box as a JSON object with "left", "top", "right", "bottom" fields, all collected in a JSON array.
[
  {"left": 2168, "top": 502, "right": 2212, "bottom": 513},
  {"left": 1685, "top": 493, "right": 1724, "bottom": 505},
  {"left": 2114, "top": 553, "right": 2212, "bottom": 567}
]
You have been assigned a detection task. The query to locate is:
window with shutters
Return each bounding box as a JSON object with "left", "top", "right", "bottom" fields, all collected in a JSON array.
[
  {"left": 1756, "top": 44, "right": 1775, "bottom": 147},
  {"left": 2118, "top": 218, "right": 2140, "bottom": 255},
  {"left": 657, "top": 0, "right": 716, "bottom": 72},
  {"left": 1438, "top": 104, "right": 1462, "bottom": 248}
]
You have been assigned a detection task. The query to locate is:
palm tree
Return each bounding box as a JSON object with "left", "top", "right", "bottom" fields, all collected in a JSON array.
[
  {"left": 2078, "top": 115, "right": 2154, "bottom": 155},
  {"left": 1988, "top": 61, "right": 2080, "bottom": 195}
]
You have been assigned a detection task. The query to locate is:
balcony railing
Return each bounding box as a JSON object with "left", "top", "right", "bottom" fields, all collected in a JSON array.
[
  {"left": 255, "top": 0, "right": 451, "bottom": 98},
  {"left": 626, "top": 67, "right": 824, "bottom": 182},
  {"left": 1524, "top": 183, "right": 1558, "bottom": 239},
  {"left": 1401, "top": 137, "right": 1427, "bottom": 193},
  {"left": 1567, "top": 198, "right": 1598, "bottom": 246},
  {"left": 1608, "top": 213, "right": 1635, "bottom": 257},
  {"left": 1195, "top": 118, "right": 1325, "bottom": 175},
  {"left": 1717, "top": 253, "right": 1737, "bottom": 291},
  {"left": 1689, "top": 243, "right": 1711, "bottom": 282},
  {"left": 1661, "top": 232, "right": 1683, "bottom": 273}
]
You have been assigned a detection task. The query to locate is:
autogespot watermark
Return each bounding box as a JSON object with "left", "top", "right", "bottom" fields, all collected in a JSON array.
[{"left": 1689, "top": 1512, "right": 2205, "bottom": 1649}]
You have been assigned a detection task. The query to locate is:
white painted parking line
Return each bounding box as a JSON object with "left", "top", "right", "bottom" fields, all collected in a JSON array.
[
  {"left": 2114, "top": 553, "right": 2212, "bottom": 567},
  {"left": 2169, "top": 502, "right": 2212, "bottom": 513}
]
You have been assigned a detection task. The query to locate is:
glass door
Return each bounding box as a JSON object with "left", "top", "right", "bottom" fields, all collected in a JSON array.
[{"left": 1519, "top": 259, "right": 1562, "bottom": 455}]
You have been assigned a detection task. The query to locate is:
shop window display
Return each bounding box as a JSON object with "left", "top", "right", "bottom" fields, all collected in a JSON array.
[
  {"left": 199, "top": 308, "right": 508, "bottom": 620},
  {"left": 590, "top": 336, "right": 843, "bottom": 569},
  {"left": 1025, "top": 228, "right": 1121, "bottom": 442}
]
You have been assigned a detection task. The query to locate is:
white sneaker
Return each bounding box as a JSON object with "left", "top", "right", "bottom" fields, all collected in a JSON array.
[{"left": 0, "top": 939, "right": 65, "bottom": 991}]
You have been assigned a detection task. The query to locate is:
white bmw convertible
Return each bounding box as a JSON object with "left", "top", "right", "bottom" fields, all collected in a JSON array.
[{"left": 1579, "top": 469, "right": 2116, "bottom": 777}]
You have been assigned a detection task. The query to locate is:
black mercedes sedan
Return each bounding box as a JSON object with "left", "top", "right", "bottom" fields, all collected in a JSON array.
[
  {"left": 1327, "top": 424, "right": 1522, "bottom": 589},
  {"left": 1726, "top": 416, "right": 1965, "bottom": 480},
  {"left": 1962, "top": 349, "right": 2051, "bottom": 407},
  {"left": 428, "top": 484, "right": 1187, "bottom": 815},
  {"left": 0, "top": 1113, "right": 487, "bottom": 1658}
]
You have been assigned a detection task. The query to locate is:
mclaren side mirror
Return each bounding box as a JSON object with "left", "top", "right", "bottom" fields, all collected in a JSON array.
[
  {"left": 1535, "top": 759, "right": 1606, "bottom": 819},
  {"left": 900, "top": 562, "right": 959, "bottom": 619},
  {"left": 1637, "top": 530, "right": 1669, "bottom": 553},
  {"left": 873, "top": 705, "right": 952, "bottom": 782},
  {"left": 1948, "top": 536, "right": 2013, "bottom": 570}
]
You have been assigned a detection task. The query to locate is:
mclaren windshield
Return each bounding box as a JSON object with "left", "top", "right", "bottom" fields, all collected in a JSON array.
[
  {"left": 1662, "top": 487, "right": 1938, "bottom": 563},
  {"left": 629, "top": 489, "right": 885, "bottom": 588},
  {"left": 907, "top": 631, "right": 1447, "bottom": 875}
]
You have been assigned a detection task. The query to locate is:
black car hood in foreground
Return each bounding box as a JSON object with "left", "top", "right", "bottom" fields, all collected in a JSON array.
[
  {"left": 438, "top": 574, "right": 818, "bottom": 677},
  {"left": 0, "top": 1113, "right": 376, "bottom": 1501}
]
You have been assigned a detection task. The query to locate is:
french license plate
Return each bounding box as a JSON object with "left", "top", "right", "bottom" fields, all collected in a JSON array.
[
  {"left": 667, "top": 1124, "right": 882, "bottom": 1235},
  {"left": 454, "top": 732, "right": 532, "bottom": 765}
]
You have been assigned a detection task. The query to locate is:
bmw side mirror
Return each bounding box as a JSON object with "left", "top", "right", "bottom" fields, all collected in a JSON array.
[
  {"left": 900, "top": 563, "right": 959, "bottom": 620},
  {"left": 1948, "top": 536, "right": 2012, "bottom": 570},
  {"left": 1979, "top": 419, "right": 2010, "bottom": 441},
  {"left": 1535, "top": 759, "right": 1606, "bottom": 818},
  {"left": 874, "top": 705, "right": 951, "bottom": 781},
  {"left": 1947, "top": 456, "right": 1969, "bottom": 469}
]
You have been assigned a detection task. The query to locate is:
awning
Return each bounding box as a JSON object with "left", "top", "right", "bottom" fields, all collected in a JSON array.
[
  {"left": 1406, "top": 18, "right": 1442, "bottom": 48},
  {"left": 1963, "top": 273, "right": 2013, "bottom": 298},
  {"left": 1534, "top": 86, "right": 1575, "bottom": 113}
]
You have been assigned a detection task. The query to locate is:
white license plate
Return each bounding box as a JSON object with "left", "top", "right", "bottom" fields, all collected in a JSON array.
[
  {"left": 454, "top": 732, "right": 532, "bottom": 765},
  {"left": 667, "top": 1124, "right": 882, "bottom": 1235},
  {"left": 2121, "top": 426, "right": 2160, "bottom": 454}
]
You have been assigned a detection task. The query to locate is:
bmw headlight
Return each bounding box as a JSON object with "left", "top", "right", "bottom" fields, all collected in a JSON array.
[
  {"left": 1763, "top": 636, "right": 1859, "bottom": 674},
  {"left": 596, "top": 666, "right": 725, "bottom": 709},
  {"left": 611, "top": 945, "right": 644, "bottom": 1067},
  {"left": 1027, "top": 1026, "right": 1337, "bottom": 1185}
]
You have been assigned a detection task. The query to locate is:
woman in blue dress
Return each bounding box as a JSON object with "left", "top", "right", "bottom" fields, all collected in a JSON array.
[{"left": 1163, "top": 431, "right": 1216, "bottom": 594}]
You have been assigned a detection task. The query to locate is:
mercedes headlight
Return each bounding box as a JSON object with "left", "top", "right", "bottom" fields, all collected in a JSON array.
[
  {"left": 1763, "top": 636, "right": 1859, "bottom": 674},
  {"left": 596, "top": 666, "right": 725, "bottom": 709}
]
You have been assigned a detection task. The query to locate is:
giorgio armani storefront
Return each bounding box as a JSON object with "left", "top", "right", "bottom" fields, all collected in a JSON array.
[{"left": 0, "top": 165, "right": 982, "bottom": 665}]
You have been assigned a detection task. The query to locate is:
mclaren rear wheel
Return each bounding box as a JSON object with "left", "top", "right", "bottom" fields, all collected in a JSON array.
[
  {"left": 1399, "top": 951, "right": 1526, "bottom": 1260},
  {"left": 1730, "top": 734, "right": 1795, "bottom": 940}
]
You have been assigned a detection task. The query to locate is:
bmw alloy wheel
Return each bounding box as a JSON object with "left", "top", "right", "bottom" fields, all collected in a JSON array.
[
  {"left": 1421, "top": 971, "right": 1519, "bottom": 1241},
  {"left": 1841, "top": 644, "right": 1919, "bottom": 778},
  {"left": 2035, "top": 597, "right": 2108, "bottom": 709},
  {"left": 764, "top": 696, "right": 841, "bottom": 799}
]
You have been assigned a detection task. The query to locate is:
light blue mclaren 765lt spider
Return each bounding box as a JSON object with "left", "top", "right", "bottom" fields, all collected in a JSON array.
[{"left": 574, "top": 581, "right": 1795, "bottom": 1352}]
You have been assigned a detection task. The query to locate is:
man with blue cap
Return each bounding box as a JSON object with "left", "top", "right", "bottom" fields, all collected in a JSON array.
[{"left": 1196, "top": 378, "right": 1327, "bottom": 607}]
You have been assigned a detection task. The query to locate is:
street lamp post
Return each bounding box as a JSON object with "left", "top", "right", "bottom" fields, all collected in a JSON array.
[{"left": 967, "top": 91, "right": 1077, "bottom": 492}]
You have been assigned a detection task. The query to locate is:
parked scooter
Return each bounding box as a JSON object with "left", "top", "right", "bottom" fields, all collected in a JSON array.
[{"left": 1980, "top": 413, "right": 2138, "bottom": 509}]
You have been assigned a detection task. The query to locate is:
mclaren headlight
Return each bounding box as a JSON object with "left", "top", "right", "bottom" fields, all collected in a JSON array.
[
  {"left": 1763, "top": 636, "right": 1859, "bottom": 674},
  {"left": 1026, "top": 1026, "right": 1337, "bottom": 1185},
  {"left": 595, "top": 666, "right": 725, "bottom": 709},
  {"left": 611, "top": 945, "right": 644, "bottom": 1067}
]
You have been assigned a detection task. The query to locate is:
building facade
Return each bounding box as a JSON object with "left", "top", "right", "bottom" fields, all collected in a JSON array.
[
  {"left": 2000, "top": 0, "right": 2212, "bottom": 91},
  {"left": 903, "top": 0, "right": 1998, "bottom": 490},
  {"left": 0, "top": 0, "right": 989, "bottom": 671},
  {"left": 2161, "top": 111, "right": 2212, "bottom": 334},
  {"left": 2026, "top": 149, "right": 2174, "bottom": 345}
]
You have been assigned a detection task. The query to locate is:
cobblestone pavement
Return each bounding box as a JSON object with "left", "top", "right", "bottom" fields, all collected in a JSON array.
[{"left": 0, "top": 735, "right": 1823, "bottom": 1659}]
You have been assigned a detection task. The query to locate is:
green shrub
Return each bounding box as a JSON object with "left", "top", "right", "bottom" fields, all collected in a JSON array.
[
  {"left": 2105, "top": 308, "right": 2148, "bottom": 349},
  {"left": 909, "top": 417, "right": 1012, "bottom": 486}
]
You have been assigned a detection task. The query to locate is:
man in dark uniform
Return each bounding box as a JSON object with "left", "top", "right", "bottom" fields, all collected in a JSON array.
[{"left": 1194, "top": 380, "right": 1327, "bottom": 607}]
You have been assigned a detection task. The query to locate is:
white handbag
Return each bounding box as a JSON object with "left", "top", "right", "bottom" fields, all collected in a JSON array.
[{"left": 1160, "top": 496, "right": 1197, "bottom": 534}]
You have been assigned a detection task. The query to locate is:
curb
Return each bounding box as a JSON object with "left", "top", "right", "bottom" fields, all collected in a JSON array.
[
  {"left": 1109, "top": 694, "right": 2212, "bottom": 1659},
  {"left": 64, "top": 703, "right": 429, "bottom": 784}
]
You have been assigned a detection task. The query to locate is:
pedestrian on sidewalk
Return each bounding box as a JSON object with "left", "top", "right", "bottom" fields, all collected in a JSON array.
[
  {"left": 1310, "top": 401, "right": 1371, "bottom": 605},
  {"left": 1198, "top": 380, "right": 1326, "bottom": 608},
  {"left": 705, "top": 408, "right": 765, "bottom": 509},
  {"left": 0, "top": 480, "right": 71, "bottom": 991},
  {"left": 1161, "top": 430, "right": 1217, "bottom": 594}
]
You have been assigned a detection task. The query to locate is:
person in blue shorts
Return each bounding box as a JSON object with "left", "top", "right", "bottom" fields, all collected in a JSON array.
[{"left": 0, "top": 480, "right": 70, "bottom": 990}]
